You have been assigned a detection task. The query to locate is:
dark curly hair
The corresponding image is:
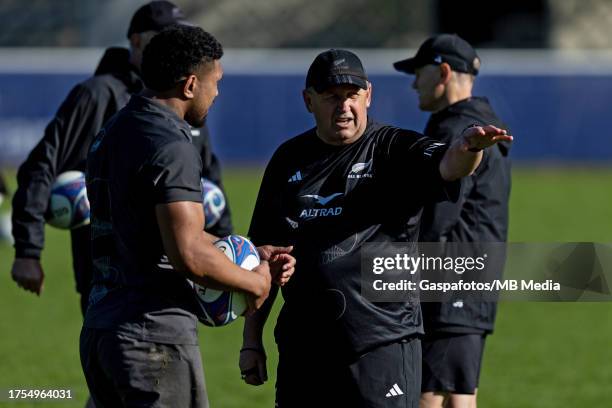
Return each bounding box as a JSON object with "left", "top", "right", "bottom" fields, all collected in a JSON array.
[{"left": 141, "top": 25, "right": 223, "bottom": 92}]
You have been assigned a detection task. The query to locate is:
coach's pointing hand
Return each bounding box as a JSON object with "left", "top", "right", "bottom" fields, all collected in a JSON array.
[
  {"left": 441, "top": 125, "right": 514, "bottom": 181},
  {"left": 461, "top": 125, "right": 513, "bottom": 152}
]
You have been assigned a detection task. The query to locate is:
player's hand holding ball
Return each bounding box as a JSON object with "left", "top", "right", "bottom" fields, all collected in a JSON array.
[{"left": 246, "top": 260, "right": 272, "bottom": 315}]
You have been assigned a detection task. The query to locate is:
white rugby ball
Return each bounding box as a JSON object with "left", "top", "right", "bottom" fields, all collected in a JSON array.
[
  {"left": 201, "top": 178, "right": 226, "bottom": 229},
  {"left": 191, "top": 235, "right": 260, "bottom": 326},
  {"left": 46, "top": 171, "right": 90, "bottom": 230}
]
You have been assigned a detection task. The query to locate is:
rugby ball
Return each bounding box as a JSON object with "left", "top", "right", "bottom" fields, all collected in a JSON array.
[
  {"left": 46, "top": 171, "right": 90, "bottom": 229},
  {"left": 192, "top": 235, "right": 260, "bottom": 326},
  {"left": 201, "top": 178, "right": 226, "bottom": 229}
]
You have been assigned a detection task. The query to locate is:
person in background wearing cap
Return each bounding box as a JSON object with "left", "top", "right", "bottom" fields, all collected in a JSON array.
[
  {"left": 10, "top": 1, "right": 233, "bottom": 313},
  {"left": 239, "top": 48, "right": 512, "bottom": 408},
  {"left": 394, "top": 34, "right": 511, "bottom": 408}
]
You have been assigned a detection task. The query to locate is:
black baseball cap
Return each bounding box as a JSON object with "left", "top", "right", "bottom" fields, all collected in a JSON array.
[
  {"left": 127, "top": 1, "right": 188, "bottom": 38},
  {"left": 306, "top": 49, "right": 368, "bottom": 93},
  {"left": 393, "top": 34, "right": 480, "bottom": 76}
]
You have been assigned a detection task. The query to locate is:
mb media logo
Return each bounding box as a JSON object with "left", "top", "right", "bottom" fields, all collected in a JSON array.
[
  {"left": 348, "top": 159, "right": 373, "bottom": 179},
  {"left": 385, "top": 383, "right": 404, "bottom": 398},
  {"left": 299, "top": 193, "right": 343, "bottom": 219}
]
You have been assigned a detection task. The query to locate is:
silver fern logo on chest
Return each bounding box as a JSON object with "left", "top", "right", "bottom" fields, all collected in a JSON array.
[{"left": 347, "top": 159, "right": 373, "bottom": 179}]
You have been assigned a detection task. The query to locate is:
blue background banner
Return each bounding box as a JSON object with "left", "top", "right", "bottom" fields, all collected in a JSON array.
[{"left": 1, "top": 72, "right": 610, "bottom": 166}]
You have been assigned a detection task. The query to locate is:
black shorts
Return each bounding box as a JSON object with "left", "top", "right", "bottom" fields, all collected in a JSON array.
[
  {"left": 80, "top": 327, "right": 208, "bottom": 408},
  {"left": 276, "top": 337, "right": 421, "bottom": 408},
  {"left": 421, "top": 332, "right": 487, "bottom": 395}
]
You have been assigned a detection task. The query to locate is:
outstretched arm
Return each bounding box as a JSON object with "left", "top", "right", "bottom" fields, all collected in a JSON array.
[{"left": 439, "top": 125, "right": 513, "bottom": 181}]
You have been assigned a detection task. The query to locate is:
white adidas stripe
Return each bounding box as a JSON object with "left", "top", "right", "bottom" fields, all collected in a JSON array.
[
  {"left": 393, "top": 383, "right": 404, "bottom": 395},
  {"left": 385, "top": 383, "right": 404, "bottom": 398}
]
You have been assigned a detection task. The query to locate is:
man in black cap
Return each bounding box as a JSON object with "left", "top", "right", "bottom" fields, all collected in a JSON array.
[
  {"left": 239, "top": 48, "right": 512, "bottom": 408},
  {"left": 394, "top": 34, "right": 511, "bottom": 408},
  {"left": 10, "top": 1, "right": 233, "bottom": 313}
]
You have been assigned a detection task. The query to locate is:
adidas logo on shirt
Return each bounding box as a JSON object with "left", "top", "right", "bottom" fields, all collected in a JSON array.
[
  {"left": 288, "top": 171, "right": 303, "bottom": 183},
  {"left": 385, "top": 383, "right": 404, "bottom": 398}
]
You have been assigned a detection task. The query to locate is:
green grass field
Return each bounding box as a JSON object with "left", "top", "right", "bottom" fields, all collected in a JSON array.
[{"left": 1, "top": 167, "right": 612, "bottom": 407}]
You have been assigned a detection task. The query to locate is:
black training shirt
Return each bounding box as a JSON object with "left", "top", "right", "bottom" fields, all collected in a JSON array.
[
  {"left": 84, "top": 94, "right": 203, "bottom": 345},
  {"left": 249, "top": 120, "right": 459, "bottom": 356},
  {"left": 420, "top": 96, "right": 511, "bottom": 334}
]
